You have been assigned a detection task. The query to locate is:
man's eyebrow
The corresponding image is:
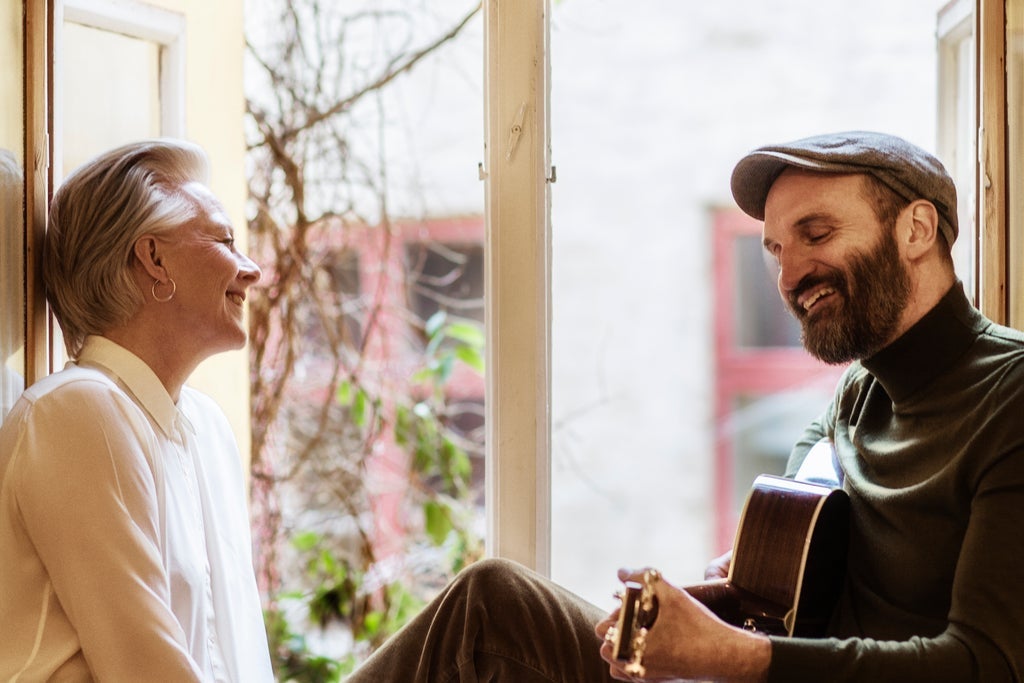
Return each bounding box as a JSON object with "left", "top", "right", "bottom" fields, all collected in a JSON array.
[
  {"left": 793, "top": 212, "right": 834, "bottom": 227},
  {"left": 763, "top": 211, "right": 838, "bottom": 251}
]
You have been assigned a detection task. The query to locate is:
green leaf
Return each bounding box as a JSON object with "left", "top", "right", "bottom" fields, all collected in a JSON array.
[
  {"left": 394, "top": 405, "right": 411, "bottom": 445},
  {"left": 424, "top": 500, "right": 454, "bottom": 545},
  {"left": 410, "top": 367, "right": 433, "bottom": 384},
  {"left": 361, "top": 610, "right": 383, "bottom": 638},
  {"left": 425, "top": 329, "right": 445, "bottom": 357},
  {"left": 352, "top": 388, "right": 367, "bottom": 426},
  {"left": 425, "top": 310, "right": 447, "bottom": 337},
  {"left": 445, "top": 321, "right": 484, "bottom": 346},
  {"left": 292, "top": 531, "right": 321, "bottom": 552},
  {"left": 454, "top": 345, "right": 485, "bottom": 373},
  {"left": 337, "top": 379, "right": 353, "bottom": 406},
  {"left": 437, "top": 354, "right": 455, "bottom": 382},
  {"left": 449, "top": 443, "right": 471, "bottom": 481}
]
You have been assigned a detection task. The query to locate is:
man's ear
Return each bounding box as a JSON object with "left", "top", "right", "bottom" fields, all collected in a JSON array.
[
  {"left": 903, "top": 200, "right": 941, "bottom": 260},
  {"left": 132, "top": 235, "right": 168, "bottom": 281}
]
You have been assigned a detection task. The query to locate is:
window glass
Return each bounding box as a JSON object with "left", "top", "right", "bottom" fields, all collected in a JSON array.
[
  {"left": 244, "top": 2, "right": 485, "bottom": 669},
  {"left": 407, "top": 241, "right": 485, "bottom": 327},
  {"left": 733, "top": 235, "right": 800, "bottom": 349},
  {"left": 0, "top": 0, "right": 24, "bottom": 419},
  {"left": 550, "top": 0, "right": 959, "bottom": 607}
]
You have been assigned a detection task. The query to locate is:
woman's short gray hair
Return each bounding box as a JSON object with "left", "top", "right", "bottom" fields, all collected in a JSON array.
[{"left": 44, "top": 139, "right": 210, "bottom": 357}]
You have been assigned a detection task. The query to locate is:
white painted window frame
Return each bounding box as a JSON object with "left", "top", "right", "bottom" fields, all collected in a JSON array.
[
  {"left": 936, "top": 0, "right": 977, "bottom": 301},
  {"left": 483, "top": 0, "right": 553, "bottom": 574},
  {"left": 54, "top": 0, "right": 186, "bottom": 181}
]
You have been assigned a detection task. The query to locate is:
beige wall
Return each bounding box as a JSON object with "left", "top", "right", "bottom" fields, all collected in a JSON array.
[{"left": 0, "top": 1, "right": 21, "bottom": 153}]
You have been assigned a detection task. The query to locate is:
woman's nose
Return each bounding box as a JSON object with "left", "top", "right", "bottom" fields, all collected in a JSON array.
[{"left": 237, "top": 252, "right": 262, "bottom": 285}]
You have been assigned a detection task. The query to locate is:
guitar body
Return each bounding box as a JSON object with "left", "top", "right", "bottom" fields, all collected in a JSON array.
[
  {"left": 611, "top": 474, "right": 849, "bottom": 669},
  {"left": 691, "top": 475, "right": 849, "bottom": 637}
]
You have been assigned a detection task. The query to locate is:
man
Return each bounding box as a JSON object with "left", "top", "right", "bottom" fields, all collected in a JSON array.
[{"left": 347, "top": 132, "right": 1024, "bottom": 682}]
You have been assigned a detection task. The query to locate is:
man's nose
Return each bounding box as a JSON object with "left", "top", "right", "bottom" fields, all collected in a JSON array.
[{"left": 776, "top": 246, "right": 813, "bottom": 295}]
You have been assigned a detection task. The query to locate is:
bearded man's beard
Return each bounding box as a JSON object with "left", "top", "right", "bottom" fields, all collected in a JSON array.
[{"left": 788, "top": 229, "right": 911, "bottom": 364}]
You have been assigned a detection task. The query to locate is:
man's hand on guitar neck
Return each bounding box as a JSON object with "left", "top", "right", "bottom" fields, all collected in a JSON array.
[
  {"left": 595, "top": 567, "right": 771, "bottom": 683},
  {"left": 704, "top": 550, "right": 732, "bottom": 580}
]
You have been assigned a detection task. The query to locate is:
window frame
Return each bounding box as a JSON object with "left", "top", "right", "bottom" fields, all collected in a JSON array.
[
  {"left": 58, "top": 0, "right": 186, "bottom": 149},
  {"left": 978, "top": 0, "right": 1011, "bottom": 324}
]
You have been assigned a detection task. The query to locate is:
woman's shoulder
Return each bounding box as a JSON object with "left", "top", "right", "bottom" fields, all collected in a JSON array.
[
  {"left": 1, "top": 365, "right": 162, "bottom": 487},
  {"left": 17, "top": 364, "right": 128, "bottom": 412}
]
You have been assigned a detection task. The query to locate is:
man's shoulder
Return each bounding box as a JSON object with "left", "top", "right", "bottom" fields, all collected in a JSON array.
[
  {"left": 979, "top": 318, "right": 1024, "bottom": 349},
  {"left": 974, "top": 319, "right": 1024, "bottom": 370},
  {"left": 965, "top": 322, "right": 1024, "bottom": 405}
]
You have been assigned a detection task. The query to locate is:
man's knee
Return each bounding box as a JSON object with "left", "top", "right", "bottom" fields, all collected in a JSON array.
[{"left": 456, "top": 556, "right": 534, "bottom": 591}]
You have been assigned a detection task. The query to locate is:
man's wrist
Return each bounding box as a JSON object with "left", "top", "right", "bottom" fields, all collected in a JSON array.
[{"left": 733, "top": 631, "right": 771, "bottom": 683}]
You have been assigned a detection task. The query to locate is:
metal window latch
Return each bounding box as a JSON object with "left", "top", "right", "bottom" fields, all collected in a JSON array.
[{"left": 505, "top": 102, "right": 527, "bottom": 162}]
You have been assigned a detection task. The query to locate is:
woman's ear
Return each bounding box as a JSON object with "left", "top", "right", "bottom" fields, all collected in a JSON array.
[
  {"left": 132, "top": 235, "right": 168, "bottom": 280},
  {"left": 903, "top": 200, "right": 941, "bottom": 261}
]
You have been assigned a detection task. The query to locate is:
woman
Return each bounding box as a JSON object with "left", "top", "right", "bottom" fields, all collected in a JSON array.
[{"left": 0, "top": 140, "right": 273, "bottom": 681}]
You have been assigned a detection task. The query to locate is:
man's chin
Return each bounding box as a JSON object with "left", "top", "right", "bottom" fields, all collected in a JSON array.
[{"left": 800, "top": 323, "right": 855, "bottom": 365}]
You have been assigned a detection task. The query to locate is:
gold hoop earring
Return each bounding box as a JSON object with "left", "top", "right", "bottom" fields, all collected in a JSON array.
[{"left": 152, "top": 278, "right": 176, "bottom": 303}]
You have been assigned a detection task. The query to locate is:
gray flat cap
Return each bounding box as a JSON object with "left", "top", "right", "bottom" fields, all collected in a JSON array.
[{"left": 730, "top": 131, "right": 958, "bottom": 249}]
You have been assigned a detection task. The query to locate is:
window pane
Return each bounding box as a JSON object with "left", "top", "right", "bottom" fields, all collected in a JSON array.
[
  {"left": 733, "top": 235, "right": 800, "bottom": 348},
  {"left": 244, "top": 2, "right": 485, "bottom": 669},
  {"left": 551, "top": 0, "right": 958, "bottom": 607},
  {"left": 62, "top": 22, "right": 161, "bottom": 173},
  {"left": 406, "top": 241, "right": 485, "bottom": 327},
  {"left": 0, "top": 0, "right": 24, "bottom": 418}
]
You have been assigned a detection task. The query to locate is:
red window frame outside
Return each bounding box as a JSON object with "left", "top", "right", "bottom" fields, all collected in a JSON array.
[{"left": 712, "top": 208, "right": 846, "bottom": 551}]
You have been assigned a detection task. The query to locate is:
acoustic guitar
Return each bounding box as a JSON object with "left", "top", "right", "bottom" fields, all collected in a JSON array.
[{"left": 610, "top": 473, "right": 850, "bottom": 669}]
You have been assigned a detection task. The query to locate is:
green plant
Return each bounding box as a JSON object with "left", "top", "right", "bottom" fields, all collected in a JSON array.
[
  {"left": 245, "top": 3, "right": 485, "bottom": 678},
  {"left": 262, "top": 313, "right": 484, "bottom": 678}
]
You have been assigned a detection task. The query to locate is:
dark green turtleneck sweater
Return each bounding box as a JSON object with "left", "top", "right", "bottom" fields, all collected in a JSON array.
[{"left": 768, "top": 283, "right": 1024, "bottom": 682}]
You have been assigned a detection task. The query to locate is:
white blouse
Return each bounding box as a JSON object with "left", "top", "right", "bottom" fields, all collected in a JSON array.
[{"left": 0, "top": 336, "right": 273, "bottom": 682}]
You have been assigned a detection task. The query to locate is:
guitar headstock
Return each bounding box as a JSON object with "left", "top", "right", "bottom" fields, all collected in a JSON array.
[{"left": 607, "top": 574, "right": 659, "bottom": 676}]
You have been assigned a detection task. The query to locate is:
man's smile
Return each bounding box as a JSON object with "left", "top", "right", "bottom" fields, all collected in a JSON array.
[{"left": 798, "top": 286, "right": 837, "bottom": 313}]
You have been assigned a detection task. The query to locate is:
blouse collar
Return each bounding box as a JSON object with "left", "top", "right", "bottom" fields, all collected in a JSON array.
[{"left": 75, "top": 335, "right": 179, "bottom": 437}]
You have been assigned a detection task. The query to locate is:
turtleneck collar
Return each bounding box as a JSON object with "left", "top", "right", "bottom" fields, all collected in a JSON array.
[{"left": 860, "top": 282, "right": 987, "bottom": 403}]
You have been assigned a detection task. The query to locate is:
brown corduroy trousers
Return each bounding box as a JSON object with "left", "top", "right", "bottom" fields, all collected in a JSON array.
[{"left": 346, "top": 557, "right": 617, "bottom": 683}]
